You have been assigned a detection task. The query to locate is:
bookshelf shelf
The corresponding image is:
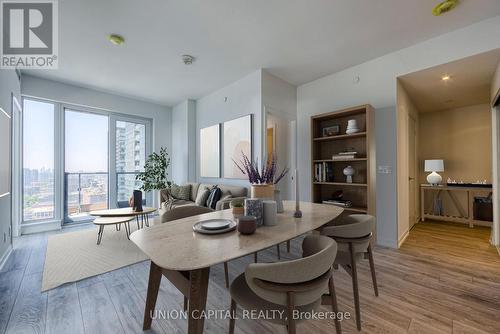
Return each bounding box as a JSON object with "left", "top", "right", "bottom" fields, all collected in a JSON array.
[
  {"left": 313, "top": 132, "right": 366, "bottom": 142},
  {"left": 314, "top": 182, "right": 367, "bottom": 187},
  {"left": 311, "top": 104, "right": 375, "bottom": 218},
  {"left": 313, "top": 158, "right": 367, "bottom": 163}
]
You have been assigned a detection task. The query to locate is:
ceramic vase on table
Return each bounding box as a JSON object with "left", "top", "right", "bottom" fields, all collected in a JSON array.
[
  {"left": 244, "top": 198, "right": 263, "bottom": 226},
  {"left": 274, "top": 189, "right": 284, "bottom": 213},
  {"left": 132, "top": 190, "right": 143, "bottom": 212},
  {"left": 251, "top": 184, "right": 275, "bottom": 199}
]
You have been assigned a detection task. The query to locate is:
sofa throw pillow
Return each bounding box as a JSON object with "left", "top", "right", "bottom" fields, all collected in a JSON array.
[
  {"left": 170, "top": 184, "right": 191, "bottom": 201},
  {"left": 195, "top": 187, "right": 211, "bottom": 206},
  {"left": 206, "top": 186, "right": 222, "bottom": 209}
]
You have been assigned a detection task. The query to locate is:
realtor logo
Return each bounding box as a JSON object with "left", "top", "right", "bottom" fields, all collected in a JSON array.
[{"left": 1, "top": 0, "right": 58, "bottom": 69}]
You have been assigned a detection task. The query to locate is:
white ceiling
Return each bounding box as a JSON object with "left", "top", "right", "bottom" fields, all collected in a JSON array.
[
  {"left": 23, "top": 0, "right": 500, "bottom": 107},
  {"left": 399, "top": 48, "right": 500, "bottom": 112}
]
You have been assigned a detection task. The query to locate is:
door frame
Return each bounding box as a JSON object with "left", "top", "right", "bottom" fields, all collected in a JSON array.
[
  {"left": 491, "top": 91, "right": 500, "bottom": 246},
  {"left": 11, "top": 94, "right": 22, "bottom": 237},
  {"left": 407, "top": 114, "right": 418, "bottom": 230}
]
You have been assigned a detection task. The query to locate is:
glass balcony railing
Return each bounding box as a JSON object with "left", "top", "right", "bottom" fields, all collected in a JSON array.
[{"left": 64, "top": 172, "right": 108, "bottom": 221}]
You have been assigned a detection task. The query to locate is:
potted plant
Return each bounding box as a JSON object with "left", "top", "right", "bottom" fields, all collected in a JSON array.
[
  {"left": 135, "top": 147, "right": 171, "bottom": 207},
  {"left": 233, "top": 153, "right": 288, "bottom": 199},
  {"left": 230, "top": 200, "right": 245, "bottom": 217}
]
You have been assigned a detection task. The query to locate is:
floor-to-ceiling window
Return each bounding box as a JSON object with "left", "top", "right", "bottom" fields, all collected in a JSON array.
[
  {"left": 21, "top": 97, "right": 152, "bottom": 226},
  {"left": 64, "top": 110, "right": 109, "bottom": 221},
  {"left": 22, "top": 99, "right": 55, "bottom": 222}
]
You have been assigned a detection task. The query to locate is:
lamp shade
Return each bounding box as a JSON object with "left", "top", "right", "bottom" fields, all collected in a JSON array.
[{"left": 424, "top": 159, "right": 444, "bottom": 172}]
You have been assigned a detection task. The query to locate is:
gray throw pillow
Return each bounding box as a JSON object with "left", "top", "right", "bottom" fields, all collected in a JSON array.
[
  {"left": 195, "top": 187, "right": 211, "bottom": 206},
  {"left": 170, "top": 184, "right": 191, "bottom": 201}
]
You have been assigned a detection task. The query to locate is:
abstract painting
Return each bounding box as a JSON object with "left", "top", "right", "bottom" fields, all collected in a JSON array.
[
  {"left": 223, "top": 115, "right": 252, "bottom": 179},
  {"left": 200, "top": 124, "right": 220, "bottom": 177}
]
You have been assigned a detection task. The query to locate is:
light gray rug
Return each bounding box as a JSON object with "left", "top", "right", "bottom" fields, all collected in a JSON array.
[{"left": 42, "top": 227, "right": 147, "bottom": 291}]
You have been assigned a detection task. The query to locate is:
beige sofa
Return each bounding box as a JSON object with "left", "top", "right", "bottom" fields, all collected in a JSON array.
[{"left": 159, "top": 182, "right": 248, "bottom": 222}]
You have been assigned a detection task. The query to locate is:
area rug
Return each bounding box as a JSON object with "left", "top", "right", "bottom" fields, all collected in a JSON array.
[{"left": 42, "top": 227, "right": 147, "bottom": 291}]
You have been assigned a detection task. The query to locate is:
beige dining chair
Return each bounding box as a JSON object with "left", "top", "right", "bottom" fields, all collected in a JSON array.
[
  {"left": 229, "top": 235, "right": 342, "bottom": 334},
  {"left": 321, "top": 214, "right": 378, "bottom": 331}
]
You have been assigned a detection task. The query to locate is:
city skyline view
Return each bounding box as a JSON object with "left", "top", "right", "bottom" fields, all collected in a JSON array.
[{"left": 22, "top": 99, "right": 147, "bottom": 221}]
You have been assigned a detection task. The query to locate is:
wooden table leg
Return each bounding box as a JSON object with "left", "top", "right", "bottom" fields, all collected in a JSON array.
[
  {"left": 187, "top": 267, "right": 210, "bottom": 334},
  {"left": 143, "top": 261, "right": 163, "bottom": 330}
]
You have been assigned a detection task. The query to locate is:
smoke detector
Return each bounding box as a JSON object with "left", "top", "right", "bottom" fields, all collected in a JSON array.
[{"left": 182, "top": 55, "right": 195, "bottom": 65}]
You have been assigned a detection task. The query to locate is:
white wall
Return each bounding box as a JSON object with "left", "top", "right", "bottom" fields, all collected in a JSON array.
[
  {"left": 21, "top": 75, "right": 172, "bottom": 208},
  {"left": 0, "top": 69, "right": 21, "bottom": 266},
  {"left": 196, "top": 70, "right": 262, "bottom": 188},
  {"left": 297, "top": 15, "right": 500, "bottom": 247},
  {"left": 374, "top": 107, "right": 398, "bottom": 248},
  {"left": 172, "top": 99, "right": 196, "bottom": 184}
]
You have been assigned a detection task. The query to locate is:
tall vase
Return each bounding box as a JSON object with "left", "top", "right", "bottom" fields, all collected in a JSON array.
[
  {"left": 251, "top": 184, "right": 275, "bottom": 199},
  {"left": 133, "top": 190, "right": 143, "bottom": 212},
  {"left": 274, "top": 189, "right": 284, "bottom": 213}
]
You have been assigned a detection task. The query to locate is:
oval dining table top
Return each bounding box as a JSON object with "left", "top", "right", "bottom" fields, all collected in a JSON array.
[
  {"left": 130, "top": 201, "right": 343, "bottom": 271},
  {"left": 89, "top": 206, "right": 157, "bottom": 217}
]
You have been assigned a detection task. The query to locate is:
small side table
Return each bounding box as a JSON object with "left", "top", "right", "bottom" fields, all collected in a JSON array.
[{"left": 93, "top": 216, "right": 135, "bottom": 245}]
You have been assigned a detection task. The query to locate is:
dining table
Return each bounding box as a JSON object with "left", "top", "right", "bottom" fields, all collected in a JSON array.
[{"left": 130, "top": 200, "right": 343, "bottom": 334}]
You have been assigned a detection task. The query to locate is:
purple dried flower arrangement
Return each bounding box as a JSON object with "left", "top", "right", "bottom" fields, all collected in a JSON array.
[{"left": 233, "top": 152, "right": 289, "bottom": 185}]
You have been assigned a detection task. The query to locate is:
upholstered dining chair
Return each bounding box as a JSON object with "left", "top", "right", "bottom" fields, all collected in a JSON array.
[
  {"left": 320, "top": 214, "right": 378, "bottom": 331},
  {"left": 229, "top": 235, "right": 342, "bottom": 334}
]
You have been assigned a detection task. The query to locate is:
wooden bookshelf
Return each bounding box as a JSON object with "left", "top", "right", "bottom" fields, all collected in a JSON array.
[{"left": 311, "top": 104, "right": 375, "bottom": 218}]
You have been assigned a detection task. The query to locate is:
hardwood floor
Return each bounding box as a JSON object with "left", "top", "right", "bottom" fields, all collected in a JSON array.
[{"left": 0, "top": 221, "right": 499, "bottom": 334}]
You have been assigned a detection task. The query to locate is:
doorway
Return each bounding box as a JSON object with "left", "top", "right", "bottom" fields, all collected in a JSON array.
[{"left": 397, "top": 48, "right": 500, "bottom": 248}]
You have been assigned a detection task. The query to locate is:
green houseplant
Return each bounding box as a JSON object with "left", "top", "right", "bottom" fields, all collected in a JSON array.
[{"left": 136, "top": 147, "right": 171, "bottom": 192}]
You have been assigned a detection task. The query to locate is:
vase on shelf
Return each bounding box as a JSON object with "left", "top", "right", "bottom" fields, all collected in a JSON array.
[
  {"left": 343, "top": 166, "right": 355, "bottom": 183},
  {"left": 251, "top": 184, "right": 275, "bottom": 199},
  {"left": 346, "top": 119, "right": 360, "bottom": 135},
  {"left": 274, "top": 189, "right": 284, "bottom": 213}
]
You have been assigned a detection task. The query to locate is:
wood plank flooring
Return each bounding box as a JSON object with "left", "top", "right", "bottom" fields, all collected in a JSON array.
[{"left": 0, "top": 221, "right": 499, "bottom": 334}]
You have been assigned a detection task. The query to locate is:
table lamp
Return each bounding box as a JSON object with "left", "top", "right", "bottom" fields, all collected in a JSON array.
[{"left": 425, "top": 159, "right": 444, "bottom": 185}]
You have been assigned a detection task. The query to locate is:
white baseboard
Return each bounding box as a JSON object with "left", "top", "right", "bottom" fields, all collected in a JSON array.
[
  {"left": 21, "top": 220, "right": 61, "bottom": 234},
  {"left": 0, "top": 245, "right": 13, "bottom": 271},
  {"left": 398, "top": 229, "right": 410, "bottom": 248}
]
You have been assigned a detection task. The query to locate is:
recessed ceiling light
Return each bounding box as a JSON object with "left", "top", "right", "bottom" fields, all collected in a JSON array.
[
  {"left": 441, "top": 75, "right": 451, "bottom": 81},
  {"left": 432, "top": 0, "right": 459, "bottom": 16},
  {"left": 108, "top": 34, "right": 125, "bottom": 45}
]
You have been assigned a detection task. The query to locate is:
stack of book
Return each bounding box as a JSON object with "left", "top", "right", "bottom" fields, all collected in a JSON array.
[
  {"left": 314, "top": 162, "right": 333, "bottom": 182},
  {"left": 331, "top": 151, "right": 358, "bottom": 160},
  {"left": 322, "top": 199, "right": 353, "bottom": 208}
]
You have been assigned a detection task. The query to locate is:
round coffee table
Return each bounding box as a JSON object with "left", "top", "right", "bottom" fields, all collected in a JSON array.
[
  {"left": 89, "top": 207, "right": 157, "bottom": 230},
  {"left": 93, "top": 216, "right": 135, "bottom": 245}
]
